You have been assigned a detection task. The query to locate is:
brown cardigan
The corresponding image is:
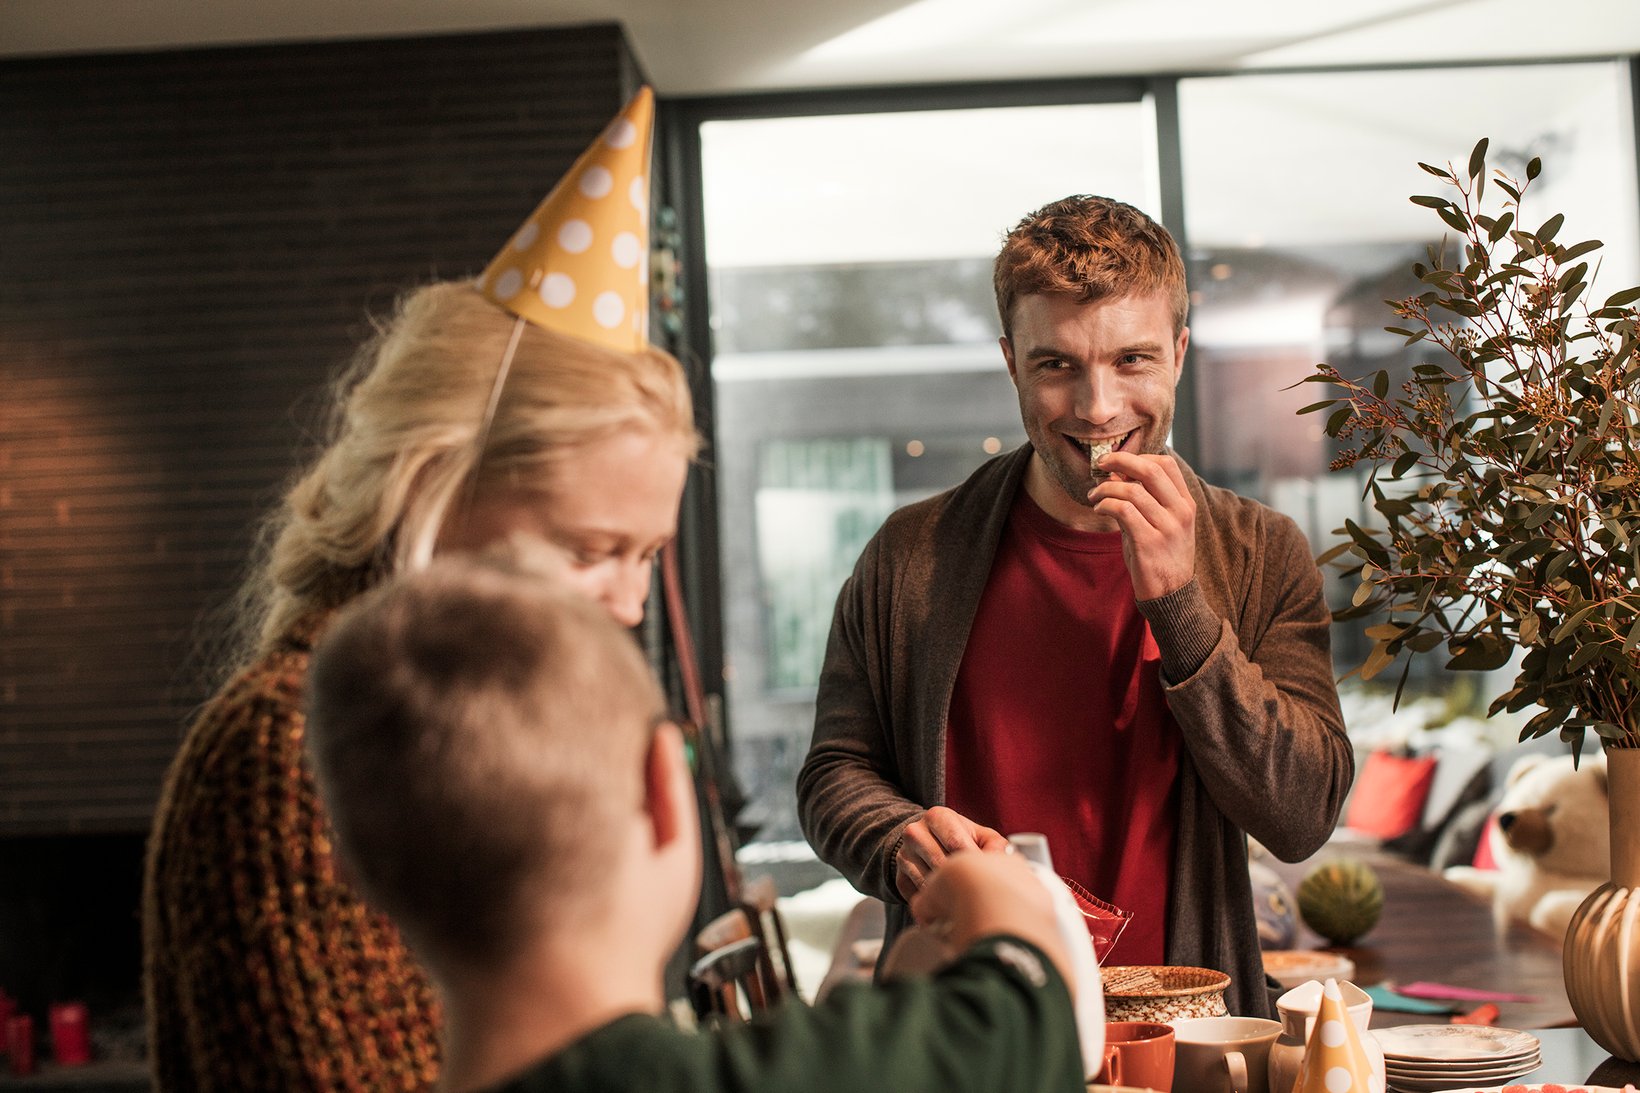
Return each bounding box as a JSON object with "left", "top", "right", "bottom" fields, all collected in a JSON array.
[
  {"left": 796, "top": 445, "right": 1352, "bottom": 1018},
  {"left": 143, "top": 612, "right": 441, "bottom": 1092}
]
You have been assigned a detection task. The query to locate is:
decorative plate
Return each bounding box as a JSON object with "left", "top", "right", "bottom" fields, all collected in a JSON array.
[
  {"left": 1373, "top": 1024, "right": 1540, "bottom": 1061},
  {"left": 1262, "top": 949, "right": 1358, "bottom": 990}
]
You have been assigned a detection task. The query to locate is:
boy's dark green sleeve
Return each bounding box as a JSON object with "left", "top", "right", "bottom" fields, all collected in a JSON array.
[
  {"left": 490, "top": 935, "right": 1083, "bottom": 1093},
  {"left": 707, "top": 934, "right": 1084, "bottom": 1093}
]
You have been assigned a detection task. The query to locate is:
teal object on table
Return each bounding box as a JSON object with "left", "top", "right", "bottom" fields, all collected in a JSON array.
[{"left": 1363, "top": 984, "right": 1458, "bottom": 1014}]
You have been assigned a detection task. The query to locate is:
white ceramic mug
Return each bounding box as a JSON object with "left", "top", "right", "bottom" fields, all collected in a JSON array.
[{"left": 1172, "top": 1016, "right": 1282, "bottom": 1093}]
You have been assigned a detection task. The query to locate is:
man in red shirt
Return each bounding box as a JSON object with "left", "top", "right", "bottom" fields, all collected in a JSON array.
[{"left": 798, "top": 196, "right": 1353, "bottom": 1016}]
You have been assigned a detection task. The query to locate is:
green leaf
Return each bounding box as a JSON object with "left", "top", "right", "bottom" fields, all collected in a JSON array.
[
  {"left": 1523, "top": 502, "right": 1557, "bottom": 529},
  {"left": 1393, "top": 654, "right": 1414, "bottom": 709},
  {"left": 1523, "top": 706, "right": 1570, "bottom": 737},
  {"left": 1527, "top": 157, "right": 1542, "bottom": 181},
  {"left": 1446, "top": 639, "right": 1513, "bottom": 671},
  {"left": 1552, "top": 602, "right": 1600, "bottom": 640},
  {"left": 1605, "top": 285, "right": 1640, "bottom": 307},
  {"left": 1468, "top": 137, "right": 1489, "bottom": 180},
  {"left": 1361, "top": 642, "right": 1396, "bottom": 681},
  {"left": 1408, "top": 629, "right": 1444, "bottom": 652},
  {"left": 1438, "top": 206, "right": 1470, "bottom": 234},
  {"left": 1568, "top": 643, "right": 1608, "bottom": 671},
  {"left": 1410, "top": 194, "right": 1451, "bottom": 209},
  {"left": 1344, "top": 519, "right": 1392, "bottom": 568},
  {"left": 1418, "top": 161, "right": 1452, "bottom": 180},
  {"left": 1376, "top": 497, "right": 1414, "bottom": 518},
  {"left": 1544, "top": 551, "right": 1578, "bottom": 582},
  {"left": 1372, "top": 370, "right": 1390, "bottom": 398},
  {"left": 1297, "top": 399, "right": 1337, "bottom": 415},
  {"left": 1559, "top": 239, "right": 1602, "bottom": 262},
  {"left": 1326, "top": 405, "right": 1353, "bottom": 435},
  {"left": 1624, "top": 617, "right": 1640, "bottom": 653},
  {"left": 1538, "top": 213, "right": 1565, "bottom": 242},
  {"left": 1519, "top": 613, "right": 1540, "bottom": 644},
  {"left": 1598, "top": 398, "right": 1618, "bottom": 435}
]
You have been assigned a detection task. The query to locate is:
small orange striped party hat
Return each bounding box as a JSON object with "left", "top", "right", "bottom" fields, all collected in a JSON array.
[{"left": 480, "top": 87, "right": 654, "bottom": 352}]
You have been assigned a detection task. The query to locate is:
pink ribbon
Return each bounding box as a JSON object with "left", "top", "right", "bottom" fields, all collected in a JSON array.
[{"left": 1393, "top": 981, "right": 1540, "bottom": 1003}]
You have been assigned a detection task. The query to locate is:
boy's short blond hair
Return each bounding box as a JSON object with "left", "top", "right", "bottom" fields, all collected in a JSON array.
[{"left": 305, "top": 553, "right": 664, "bottom": 973}]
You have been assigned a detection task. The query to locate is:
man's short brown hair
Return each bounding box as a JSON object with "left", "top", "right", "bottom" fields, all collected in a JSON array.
[
  {"left": 993, "top": 195, "right": 1188, "bottom": 340},
  {"left": 305, "top": 554, "right": 663, "bottom": 974}
]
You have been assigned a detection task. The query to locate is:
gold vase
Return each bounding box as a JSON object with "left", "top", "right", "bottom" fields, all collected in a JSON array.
[{"left": 1564, "top": 744, "right": 1640, "bottom": 1061}]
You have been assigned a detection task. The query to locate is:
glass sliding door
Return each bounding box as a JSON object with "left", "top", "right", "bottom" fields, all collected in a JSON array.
[{"left": 700, "top": 99, "right": 1161, "bottom": 848}]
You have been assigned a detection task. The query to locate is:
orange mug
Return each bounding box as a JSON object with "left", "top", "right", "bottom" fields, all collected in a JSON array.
[{"left": 1096, "top": 1020, "right": 1174, "bottom": 1091}]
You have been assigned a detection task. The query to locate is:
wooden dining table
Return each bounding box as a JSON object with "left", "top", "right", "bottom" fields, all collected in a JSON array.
[
  {"left": 823, "top": 844, "right": 1578, "bottom": 1029},
  {"left": 1262, "top": 843, "right": 1577, "bottom": 1031},
  {"left": 819, "top": 843, "right": 1640, "bottom": 1085}
]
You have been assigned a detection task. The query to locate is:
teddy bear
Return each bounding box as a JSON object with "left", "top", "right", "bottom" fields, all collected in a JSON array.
[{"left": 1443, "top": 752, "right": 1609, "bottom": 939}]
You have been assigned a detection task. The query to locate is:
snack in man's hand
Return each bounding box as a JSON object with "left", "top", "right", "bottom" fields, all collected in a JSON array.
[{"left": 1087, "top": 436, "right": 1121, "bottom": 481}]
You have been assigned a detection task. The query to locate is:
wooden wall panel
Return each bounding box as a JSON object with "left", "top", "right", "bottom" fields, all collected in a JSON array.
[{"left": 0, "top": 25, "right": 644, "bottom": 834}]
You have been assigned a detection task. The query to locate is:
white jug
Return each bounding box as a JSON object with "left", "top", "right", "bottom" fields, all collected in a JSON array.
[{"left": 1266, "top": 979, "right": 1385, "bottom": 1093}]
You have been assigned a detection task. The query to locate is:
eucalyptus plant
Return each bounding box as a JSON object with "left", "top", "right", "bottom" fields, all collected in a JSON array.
[{"left": 1300, "top": 138, "right": 1640, "bottom": 755}]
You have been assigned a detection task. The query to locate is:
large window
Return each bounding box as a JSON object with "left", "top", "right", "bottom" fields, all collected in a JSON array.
[
  {"left": 701, "top": 100, "right": 1161, "bottom": 841},
  {"left": 1178, "top": 61, "right": 1640, "bottom": 701},
  {"left": 687, "top": 59, "right": 1640, "bottom": 858}
]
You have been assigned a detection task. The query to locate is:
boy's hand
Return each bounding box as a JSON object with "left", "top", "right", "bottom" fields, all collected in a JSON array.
[
  {"left": 909, "top": 850, "right": 1073, "bottom": 992},
  {"left": 894, "top": 806, "right": 1009, "bottom": 902}
]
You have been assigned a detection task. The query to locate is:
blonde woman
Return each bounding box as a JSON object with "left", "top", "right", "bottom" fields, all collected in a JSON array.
[{"left": 141, "top": 281, "right": 698, "bottom": 1092}]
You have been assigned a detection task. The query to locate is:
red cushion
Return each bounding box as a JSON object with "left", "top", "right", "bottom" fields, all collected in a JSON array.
[
  {"left": 1345, "top": 750, "right": 1439, "bottom": 839},
  {"left": 1472, "top": 816, "right": 1499, "bottom": 870}
]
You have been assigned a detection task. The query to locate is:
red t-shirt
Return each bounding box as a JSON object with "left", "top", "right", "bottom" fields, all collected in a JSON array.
[{"left": 945, "top": 487, "right": 1182, "bottom": 966}]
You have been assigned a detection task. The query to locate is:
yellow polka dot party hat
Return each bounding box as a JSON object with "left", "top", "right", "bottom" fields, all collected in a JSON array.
[
  {"left": 1293, "top": 978, "right": 1382, "bottom": 1093},
  {"left": 480, "top": 86, "right": 654, "bottom": 352}
]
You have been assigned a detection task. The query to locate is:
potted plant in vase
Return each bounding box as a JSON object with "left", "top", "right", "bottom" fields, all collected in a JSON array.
[{"left": 1299, "top": 137, "right": 1640, "bottom": 1059}]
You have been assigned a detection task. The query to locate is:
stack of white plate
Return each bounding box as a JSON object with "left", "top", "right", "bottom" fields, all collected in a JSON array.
[{"left": 1373, "top": 1025, "right": 1541, "bottom": 1092}]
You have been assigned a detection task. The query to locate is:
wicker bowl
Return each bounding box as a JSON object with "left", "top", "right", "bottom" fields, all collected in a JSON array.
[{"left": 1101, "top": 965, "right": 1231, "bottom": 1022}]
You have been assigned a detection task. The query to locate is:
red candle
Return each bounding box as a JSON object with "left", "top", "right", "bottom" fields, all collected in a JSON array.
[
  {"left": 49, "top": 1002, "right": 91, "bottom": 1066},
  {"left": 7, "top": 1014, "right": 34, "bottom": 1076}
]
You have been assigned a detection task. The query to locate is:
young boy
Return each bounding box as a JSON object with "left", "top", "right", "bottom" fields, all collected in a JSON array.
[{"left": 304, "top": 556, "right": 1083, "bottom": 1093}]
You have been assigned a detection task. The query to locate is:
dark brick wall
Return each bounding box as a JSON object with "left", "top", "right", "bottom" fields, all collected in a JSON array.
[{"left": 0, "top": 25, "right": 643, "bottom": 836}]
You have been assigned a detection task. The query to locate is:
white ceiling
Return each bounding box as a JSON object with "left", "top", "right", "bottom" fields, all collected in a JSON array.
[{"left": 1, "top": 0, "right": 1637, "bottom": 94}]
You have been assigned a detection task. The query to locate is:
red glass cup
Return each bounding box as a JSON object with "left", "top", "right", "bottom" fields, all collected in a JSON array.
[
  {"left": 50, "top": 1002, "right": 91, "bottom": 1066},
  {"left": 7, "top": 1014, "right": 34, "bottom": 1076}
]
